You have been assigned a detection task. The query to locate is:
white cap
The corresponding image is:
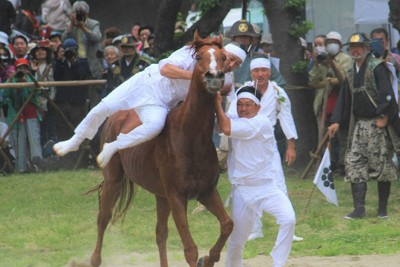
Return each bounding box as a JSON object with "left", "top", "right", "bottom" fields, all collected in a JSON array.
[
  {"left": 0, "top": 31, "right": 8, "bottom": 46},
  {"left": 236, "top": 85, "right": 260, "bottom": 105},
  {"left": 260, "top": 33, "right": 273, "bottom": 45},
  {"left": 224, "top": 43, "right": 246, "bottom": 63},
  {"left": 326, "top": 31, "right": 342, "bottom": 43},
  {"left": 250, "top": 57, "right": 271, "bottom": 70},
  {"left": 252, "top": 24, "right": 262, "bottom": 35}
]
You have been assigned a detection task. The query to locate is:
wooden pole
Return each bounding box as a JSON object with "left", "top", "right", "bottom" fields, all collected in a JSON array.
[
  {"left": 300, "top": 132, "right": 329, "bottom": 180},
  {"left": 318, "top": 81, "right": 331, "bottom": 142},
  {"left": 0, "top": 80, "right": 106, "bottom": 89}
]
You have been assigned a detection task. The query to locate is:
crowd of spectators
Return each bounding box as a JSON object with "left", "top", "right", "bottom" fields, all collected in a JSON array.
[
  {"left": 0, "top": 0, "right": 155, "bottom": 172},
  {"left": 1, "top": 1, "right": 400, "bottom": 175}
]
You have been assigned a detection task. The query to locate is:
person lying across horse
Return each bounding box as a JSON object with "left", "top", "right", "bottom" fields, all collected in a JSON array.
[{"left": 53, "top": 35, "right": 246, "bottom": 168}]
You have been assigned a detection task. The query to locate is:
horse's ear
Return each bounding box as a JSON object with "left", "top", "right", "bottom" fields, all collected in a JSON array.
[
  {"left": 217, "top": 33, "right": 223, "bottom": 45},
  {"left": 193, "top": 29, "right": 200, "bottom": 42}
]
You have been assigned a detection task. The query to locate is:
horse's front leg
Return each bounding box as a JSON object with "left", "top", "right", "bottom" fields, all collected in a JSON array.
[
  {"left": 167, "top": 193, "right": 198, "bottom": 267},
  {"left": 155, "top": 196, "right": 171, "bottom": 267},
  {"left": 197, "top": 187, "right": 233, "bottom": 267}
]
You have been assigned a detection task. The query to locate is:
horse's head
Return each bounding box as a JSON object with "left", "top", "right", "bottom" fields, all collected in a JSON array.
[{"left": 191, "top": 31, "right": 225, "bottom": 94}]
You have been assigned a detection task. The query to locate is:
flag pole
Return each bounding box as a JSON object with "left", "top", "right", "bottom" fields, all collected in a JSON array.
[
  {"left": 304, "top": 142, "right": 333, "bottom": 214},
  {"left": 303, "top": 184, "right": 317, "bottom": 215},
  {"left": 301, "top": 131, "right": 329, "bottom": 179}
]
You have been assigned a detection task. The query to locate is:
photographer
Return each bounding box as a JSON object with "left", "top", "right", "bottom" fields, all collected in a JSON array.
[
  {"left": 63, "top": 1, "right": 101, "bottom": 78},
  {"left": 308, "top": 31, "right": 352, "bottom": 174},
  {"left": 63, "top": 1, "right": 102, "bottom": 107},
  {"left": 1, "top": 58, "right": 43, "bottom": 173},
  {"left": 53, "top": 38, "right": 90, "bottom": 152}
]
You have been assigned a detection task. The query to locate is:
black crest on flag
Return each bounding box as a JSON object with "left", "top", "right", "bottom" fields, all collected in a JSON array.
[{"left": 321, "top": 165, "right": 334, "bottom": 189}]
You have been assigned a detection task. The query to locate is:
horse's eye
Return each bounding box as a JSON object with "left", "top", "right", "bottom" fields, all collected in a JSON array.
[{"left": 196, "top": 55, "right": 201, "bottom": 61}]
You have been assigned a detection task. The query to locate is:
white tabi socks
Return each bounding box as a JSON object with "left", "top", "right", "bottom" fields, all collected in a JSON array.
[
  {"left": 53, "top": 135, "right": 85, "bottom": 156},
  {"left": 96, "top": 141, "right": 119, "bottom": 169}
]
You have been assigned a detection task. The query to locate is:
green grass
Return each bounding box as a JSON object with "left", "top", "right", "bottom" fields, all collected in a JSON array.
[{"left": 0, "top": 169, "right": 399, "bottom": 266}]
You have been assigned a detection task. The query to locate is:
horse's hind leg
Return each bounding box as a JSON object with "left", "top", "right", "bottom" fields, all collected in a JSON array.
[
  {"left": 197, "top": 187, "right": 233, "bottom": 267},
  {"left": 155, "top": 196, "right": 171, "bottom": 267},
  {"left": 90, "top": 157, "right": 125, "bottom": 267}
]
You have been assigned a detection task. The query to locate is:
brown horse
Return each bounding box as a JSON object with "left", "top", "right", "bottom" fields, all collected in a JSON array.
[{"left": 90, "top": 32, "right": 233, "bottom": 267}]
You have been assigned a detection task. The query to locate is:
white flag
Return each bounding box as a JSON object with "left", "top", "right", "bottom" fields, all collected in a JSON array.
[{"left": 313, "top": 148, "right": 339, "bottom": 207}]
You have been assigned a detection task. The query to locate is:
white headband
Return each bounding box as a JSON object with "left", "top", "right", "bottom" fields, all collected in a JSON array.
[
  {"left": 224, "top": 43, "right": 246, "bottom": 63},
  {"left": 237, "top": 92, "right": 260, "bottom": 105},
  {"left": 250, "top": 58, "right": 271, "bottom": 70}
]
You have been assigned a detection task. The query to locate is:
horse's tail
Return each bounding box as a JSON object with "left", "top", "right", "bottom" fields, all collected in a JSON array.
[
  {"left": 111, "top": 174, "right": 135, "bottom": 224},
  {"left": 85, "top": 174, "right": 136, "bottom": 224}
]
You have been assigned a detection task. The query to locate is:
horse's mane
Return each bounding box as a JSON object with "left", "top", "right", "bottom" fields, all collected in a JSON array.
[{"left": 188, "top": 35, "right": 223, "bottom": 57}]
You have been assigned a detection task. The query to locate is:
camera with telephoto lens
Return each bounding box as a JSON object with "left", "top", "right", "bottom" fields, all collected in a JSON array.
[
  {"left": 64, "top": 48, "right": 75, "bottom": 59},
  {"left": 76, "top": 11, "right": 85, "bottom": 22},
  {"left": 0, "top": 55, "right": 9, "bottom": 65},
  {"left": 317, "top": 51, "right": 328, "bottom": 62},
  {"left": 15, "top": 70, "right": 25, "bottom": 79},
  {"left": 315, "top": 46, "right": 328, "bottom": 62}
]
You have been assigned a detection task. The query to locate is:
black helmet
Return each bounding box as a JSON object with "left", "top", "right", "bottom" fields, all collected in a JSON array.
[
  {"left": 344, "top": 32, "right": 371, "bottom": 45},
  {"left": 227, "top": 20, "right": 260, "bottom": 38}
]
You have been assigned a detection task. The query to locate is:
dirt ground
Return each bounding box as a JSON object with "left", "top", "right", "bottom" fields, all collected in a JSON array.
[{"left": 67, "top": 252, "right": 400, "bottom": 267}]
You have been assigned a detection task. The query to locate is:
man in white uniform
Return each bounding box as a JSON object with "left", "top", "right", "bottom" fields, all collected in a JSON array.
[
  {"left": 227, "top": 57, "right": 300, "bottom": 241},
  {"left": 215, "top": 85, "right": 295, "bottom": 267},
  {"left": 53, "top": 42, "right": 246, "bottom": 168}
]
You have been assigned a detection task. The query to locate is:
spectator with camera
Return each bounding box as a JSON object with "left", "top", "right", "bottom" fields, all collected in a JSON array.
[
  {"left": 53, "top": 38, "right": 91, "bottom": 168},
  {"left": 63, "top": 1, "right": 102, "bottom": 108},
  {"left": 308, "top": 31, "right": 352, "bottom": 174},
  {"left": 63, "top": 1, "right": 101, "bottom": 78},
  {"left": 1, "top": 58, "right": 44, "bottom": 173}
]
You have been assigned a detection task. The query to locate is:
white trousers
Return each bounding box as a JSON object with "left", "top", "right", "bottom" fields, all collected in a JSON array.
[
  {"left": 225, "top": 181, "right": 295, "bottom": 267},
  {"left": 74, "top": 72, "right": 169, "bottom": 150},
  {"left": 251, "top": 147, "right": 288, "bottom": 236}
]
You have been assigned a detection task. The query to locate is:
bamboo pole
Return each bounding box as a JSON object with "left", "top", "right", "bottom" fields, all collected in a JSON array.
[
  {"left": 300, "top": 132, "right": 329, "bottom": 180},
  {"left": 0, "top": 80, "right": 106, "bottom": 89},
  {"left": 318, "top": 81, "right": 331, "bottom": 143}
]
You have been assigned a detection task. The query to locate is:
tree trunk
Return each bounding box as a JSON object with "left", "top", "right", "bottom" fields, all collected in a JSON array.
[
  {"left": 156, "top": 0, "right": 233, "bottom": 54},
  {"left": 389, "top": 0, "right": 400, "bottom": 33},
  {"left": 264, "top": 0, "right": 317, "bottom": 168},
  {"left": 154, "top": 0, "right": 184, "bottom": 55},
  {"left": 178, "top": 0, "right": 233, "bottom": 46}
]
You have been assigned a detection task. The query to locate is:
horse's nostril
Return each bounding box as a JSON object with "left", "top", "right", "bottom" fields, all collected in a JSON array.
[{"left": 205, "top": 72, "right": 213, "bottom": 79}]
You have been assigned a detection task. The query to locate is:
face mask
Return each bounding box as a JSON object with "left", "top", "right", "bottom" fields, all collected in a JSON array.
[
  {"left": 370, "top": 38, "right": 384, "bottom": 57},
  {"left": 326, "top": 43, "right": 340, "bottom": 56}
]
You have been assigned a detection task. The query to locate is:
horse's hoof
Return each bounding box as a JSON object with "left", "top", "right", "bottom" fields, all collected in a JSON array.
[
  {"left": 197, "top": 257, "right": 204, "bottom": 267},
  {"left": 90, "top": 255, "right": 101, "bottom": 267}
]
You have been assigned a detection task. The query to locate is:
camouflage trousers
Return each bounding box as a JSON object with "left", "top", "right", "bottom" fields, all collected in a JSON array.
[{"left": 345, "top": 119, "right": 397, "bottom": 183}]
